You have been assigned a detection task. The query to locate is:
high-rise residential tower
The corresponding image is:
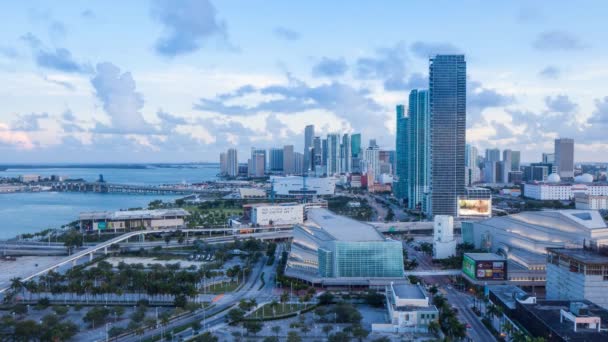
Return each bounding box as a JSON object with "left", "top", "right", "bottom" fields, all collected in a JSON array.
[
  {"left": 249, "top": 148, "right": 266, "bottom": 177},
  {"left": 312, "top": 136, "right": 323, "bottom": 172},
  {"left": 406, "top": 89, "right": 429, "bottom": 210},
  {"left": 304, "top": 125, "right": 315, "bottom": 173},
  {"left": 428, "top": 55, "right": 466, "bottom": 217},
  {"left": 485, "top": 148, "right": 501, "bottom": 162},
  {"left": 555, "top": 138, "right": 574, "bottom": 179},
  {"left": 395, "top": 104, "right": 408, "bottom": 199},
  {"left": 351, "top": 133, "right": 362, "bottom": 173},
  {"left": 511, "top": 150, "right": 521, "bottom": 171},
  {"left": 342, "top": 134, "right": 351, "bottom": 173},
  {"left": 220, "top": 152, "right": 227, "bottom": 175},
  {"left": 227, "top": 148, "right": 238, "bottom": 177},
  {"left": 283, "top": 145, "right": 295, "bottom": 175},
  {"left": 502, "top": 150, "right": 512, "bottom": 183},
  {"left": 269, "top": 148, "right": 284, "bottom": 172},
  {"left": 326, "top": 133, "right": 342, "bottom": 175}
]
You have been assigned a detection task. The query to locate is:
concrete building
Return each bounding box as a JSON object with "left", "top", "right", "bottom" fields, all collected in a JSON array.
[
  {"left": 248, "top": 203, "right": 304, "bottom": 226},
  {"left": 79, "top": 209, "right": 189, "bottom": 232},
  {"left": 294, "top": 151, "right": 305, "bottom": 175},
  {"left": 462, "top": 210, "right": 608, "bottom": 286},
  {"left": 462, "top": 253, "right": 508, "bottom": 284},
  {"left": 428, "top": 55, "right": 467, "bottom": 217},
  {"left": 341, "top": 134, "right": 351, "bottom": 173},
  {"left": 351, "top": 133, "right": 362, "bottom": 173},
  {"left": 575, "top": 193, "right": 608, "bottom": 210},
  {"left": 555, "top": 138, "right": 575, "bottom": 179},
  {"left": 364, "top": 146, "right": 380, "bottom": 180},
  {"left": 547, "top": 248, "right": 608, "bottom": 310},
  {"left": 372, "top": 283, "right": 439, "bottom": 333},
  {"left": 20, "top": 174, "right": 40, "bottom": 183},
  {"left": 312, "top": 136, "right": 324, "bottom": 174},
  {"left": 523, "top": 165, "right": 549, "bottom": 182},
  {"left": 220, "top": 152, "right": 227, "bottom": 175},
  {"left": 433, "top": 215, "right": 456, "bottom": 259},
  {"left": 270, "top": 176, "right": 336, "bottom": 196},
  {"left": 238, "top": 188, "right": 266, "bottom": 199},
  {"left": 285, "top": 208, "right": 404, "bottom": 286},
  {"left": 327, "top": 133, "right": 342, "bottom": 176},
  {"left": 249, "top": 148, "right": 266, "bottom": 177},
  {"left": 511, "top": 150, "right": 521, "bottom": 171},
  {"left": 486, "top": 148, "right": 501, "bottom": 163},
  {"left": 483, "top": 161, "right": 498, "bottom": 183},
  {"left": 503, "top": 150, "right": 513, "bottom": 183}
]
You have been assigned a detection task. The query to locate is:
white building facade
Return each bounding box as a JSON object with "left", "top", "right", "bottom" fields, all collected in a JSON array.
[
  {"left": 433, "top": 215, "right": 457, "bottom": 259},
  {"left": 251, "top": 203, "right": 304, "bottom": 226},
  {"left": 372, "top": 283, "right": 439, "bottom": 333},
  {"left": 524, "top": 183, "right": 608, "bottom": 200}
]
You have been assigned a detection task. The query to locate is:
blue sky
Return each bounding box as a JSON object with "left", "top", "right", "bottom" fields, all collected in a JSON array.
[{"left": 1, "top": 0, "right": 607, "bottom": 163}]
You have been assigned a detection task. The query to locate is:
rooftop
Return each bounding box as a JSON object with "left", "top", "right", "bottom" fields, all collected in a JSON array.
[
  {"left": 79, "top": 208, "right": 190, "bottom": 220},
  {"left": 392, "top": 283, "right": 426, "bottom": 300},
  {"left": 304, "top": 208, "right": 384, "bottom": 242},
  {"left": 521, "top": 300, "right": 608, "bottom": 342},
  {"left": 464, "top": 253, "right": 506, "bottom": 261},
  {"left": 548, "top": 248, "right": 608, "bottom": 265},
  {"left": 488, "top": 285, "right": 530, "bottom": 310}
]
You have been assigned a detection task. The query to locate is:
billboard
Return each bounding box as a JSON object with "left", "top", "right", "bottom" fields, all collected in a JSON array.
[
  {"left": 462, "top": 255, "right": 476, "bottom": 279},
  {"left": 458, "top": 199, "right": 491, "bottom": 217},
  {"left": 475, "top": 260, "right": 506, "bottom": 280},
  {"left": 96, "top": 222, "right": 107, "bottom": 230}
]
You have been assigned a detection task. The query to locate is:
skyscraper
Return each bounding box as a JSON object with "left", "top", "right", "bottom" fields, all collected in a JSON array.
[
  {"left": 304, "top": 125, "right": 314, "bottom": 173},
  {"left": 428, "top": 55, "right": 466, "bottom": 217},
  {"left": 485, "top": 148, "right": 501, "bottom": 162},
  {"left": 364, "top": 145, "right": 380, "bottom": 180},
  {"left": 341, "top": 134, "right": 351, "bottom": 173},
  {"left": 294, "top": 152, "right": 305, "bottom": 175},
  {"left": 326, "top": 133, "right": 342, "bottom": 175},
  {"left": 219, "top": 152, "right": 227, "bottom": 175},
  {"left": 322, "top": 138, "right": 328, "bottom": 172},
  {"left": 269, "top": 148, "right": 284, "bottom": 172},
  {"left": 395, "top": 104, "right": 408, "bottom": 199},
  {"left": 351, "top": 133, "right": 362, "bottom": 173},
  {"left": 406, "top": 89, "right": 429, "bottom": 209},
  {"left": 312, "top": 136, "right": 323, "bottom": 172},
  {"left": 502, "top": 150, "right": 512, "bottom": 183},
  {"left": 511, "top": 150, "right": 521, "bottom": 171},
  {"left": 249, "top": 148, "right": 266, "bottom": 177},
  {"left": 283, "top": 145, "right": 295, "bottom": 175},
  {"left": 555, "top": 138, "right": 574, "bottom": 178},
  {"left": 465, "top": 144, "right": 480, "bottom": 186},
  {"left": 227, "top": 148, "right": 238, "bottom": 177}
]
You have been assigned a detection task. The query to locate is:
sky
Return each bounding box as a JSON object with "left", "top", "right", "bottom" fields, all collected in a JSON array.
[{"left": 1, "top": 0, "right": 607, "bottom": 163}]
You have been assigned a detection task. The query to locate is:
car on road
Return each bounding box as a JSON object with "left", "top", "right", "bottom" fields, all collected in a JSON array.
[{"left": 466, "top": 323, "right": 472, "bottom": 329}]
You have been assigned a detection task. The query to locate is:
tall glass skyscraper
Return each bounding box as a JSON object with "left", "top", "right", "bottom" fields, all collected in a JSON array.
[
  {"left": 394, "top": 104, "right": 408, "bottom": 199},
  {"left": 269, "top": 148, "right": 284, "bottom": 172},
  {"left": 428, "top": 55, "right": 466, "bottom": 217},
  {"left": 304, "top": 125, "right": 315, "bottom": 173},
  {"left": 406, "top": 90, "right": 429, "bottom": 210},
  {"left": 327, "top": 133, "right": 342, "bottom": 175}
]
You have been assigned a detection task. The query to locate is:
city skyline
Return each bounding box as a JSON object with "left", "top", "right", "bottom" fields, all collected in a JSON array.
[{"left": 1, "top": 1, "right": 608, "bottom": 163}]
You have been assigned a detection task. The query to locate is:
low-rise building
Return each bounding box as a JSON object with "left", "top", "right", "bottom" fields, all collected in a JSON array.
[
  {"left": 524, "top": 174, "right": 608, "bottom": 200},
  {"left": 20, "top": 174, "right": 40, "bottom": 183},
  {"left": 372, "top": 283, "right": 439, "bottom": 333},
  {"left": 575, "top": 193, "right": 608, "bottom": 210},
  {"left": 433, "top": 215, "right": 456, "bottom": 259},
  {"left": 238, "top": 187, "right": 267, "bottom": 199},
  {"left": 79, "top": 209, "right": 189, "bottom": 231},
  {"left": 270, "top": 176, "right": 336, "bottom": 196},
  {"left": 247, "top": 203, "right": 304, "bottom": 226}
]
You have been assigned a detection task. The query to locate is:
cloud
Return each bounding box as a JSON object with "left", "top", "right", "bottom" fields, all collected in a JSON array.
[
  {"left": 533, "top": 30, "right": 586, "bottom": 51},
  {"left": 384, "top": 72, "right": 428, "bottom": 91},
  {"left": 81, "top": 9, "right": 95, "bottom": 19},
  {"left": 0, "top": 123, "right": 34, "bottom": 149},
  {"left": 588, "top": 97, "right": 608, "bottom": 125},
  {"left": 545, "top": 95, "right": 578, "bottom": 114},
  {"left": 467, "top": 81, "right": 515, "bottom": 126},
  {"left": 0, "top": 46, "right": 19, "bottom": 59},
  {"left": 21, "top": 33, "right": 90, "bottom": 73},
  {"left": 90, "top": 62, "right": 158, "bottom": 134},
  {"left": 49, "top": 21, "right": 67, "bottom": 40},
  {"left": 11, "top": 113, "right": 49, "bottom": 131},
  {"left": 216, "top": 85, "right": 256, "bottom": 101},
  {"left": 62, "top": 109, "right": 76, "bottom": 121},
  {"left": 151, "top": 0, "right": 229, "bottom": 57},
  {"left": 312, "top": 57, "right": 348, "bottom": 77},
  {"left": 41, "top": 74, "right": 76, "bottom": 90},
  {"left": 538, "top": 66, "right": 560, "bottom": 79},
  {"left": 273, "top": 27, "right": 300, "bottom": 41},
  {"left": 410, "top": 41, "right": 461, "bottom": 59},
  {"left": 490, "top": 121, "right": 516, "bottom": 140},
  {"left": 354, "top": 42, "right": 414, "bottom": 91}
]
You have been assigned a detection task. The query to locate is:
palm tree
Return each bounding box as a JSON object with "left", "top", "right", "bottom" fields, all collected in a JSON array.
[
  {"left": 271, "top": 325, "right": 281, "bottom": 338},
  {"left": 428, "top": 320, "right": 440, "bottom": 336},
  {"left": 9, "top": 277, "right": 24, "bottom": 298}
]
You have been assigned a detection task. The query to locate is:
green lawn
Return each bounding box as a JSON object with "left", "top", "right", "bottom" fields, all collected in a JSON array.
[
  {"left": 248, "top": 303, "right": 309, "bottom": 319},
  {"left": 203, "top": 281, "right": 240, "bottom": 294}
]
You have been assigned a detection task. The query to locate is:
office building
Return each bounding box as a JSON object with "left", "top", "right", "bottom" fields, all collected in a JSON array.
[
  {"left": 372, "top": 283, "right": 439, "bottom": 333},
  {"left": 523, "top": 165, "right": 549, "bottom": 182},
  {"left": 407, "top": 89, "right": 430, "bottom": 210},
  {"left": 294, "top": 151, "right": 304, "bottom": 175},
  {"left": 227, "top": 148, "right": 238, "bottom": 177},
  {"left": 395, "top": 104, "right": 408, "bottom": 199},
  {"left": 575, "top": 193, "right": 608, "bottom": 210},
  {"left": 486, "top": 148, "right": 501, "bottom": 163},
  {"left": 508, "top": 171, "right": 523, "bottom": 184},
  {"left": 304, "top": 125, "right": 314, "bottom": 172},
  {"left": 327, "top": 133, "right": 342, "bottom": 175},
  {"left": 285, "top": 208, "right": 404, "bottom": 285},
  {"left": 547, "top": 248, "right": 608, "bottom": 310},
  {"left": 342, "top": 134, "right": 351, "bottom": 173},
  {"left": 364, "top": 146, "right": 380, "bottom": 180},
  {"left": 433, "top": 215, "right": 456, "bottom": 259},
  {"left": 283, "top": 145, "right": 295, "bottom": 175},
  {"left": 269, "top": 148, "right": 284, "bottom": 172},
  {"left": 462, "top": 253, "right": 508, "bottom": 284},
  {"left": 543, "top": 152, "right": 555, "bottom": 165},
  {"left": 428, "top": 55, "right": 467, "bottom": 217},
  {"left": 555, "top": 138, "right": 575, "bottom": 179},
  {"left": 483, "top": 161, "right": 498, "bottom": 183},
  {"left": 321, "top": 138, "right": 328, "bottom": 172},
  {"left": 465, "top": 144, "right": 478, "bottom": 169},
  {"left": 523, "top": 175, "right": 608, "bottom": 200},
  {"left": 312, "top": 136, "right": 323, "bottom": 172}
]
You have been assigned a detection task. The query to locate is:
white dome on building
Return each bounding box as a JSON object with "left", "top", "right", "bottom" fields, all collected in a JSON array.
[
  {"left": 575, "top": 173, "right": 594, "bottom": 183},
  {"left": 547, "top": 173, "right": 561, "bottom": 183}
]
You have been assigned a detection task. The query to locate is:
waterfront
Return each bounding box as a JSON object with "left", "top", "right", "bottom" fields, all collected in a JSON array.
[{"left": 0, "top": 164, "right": 220, "bottom": 239}]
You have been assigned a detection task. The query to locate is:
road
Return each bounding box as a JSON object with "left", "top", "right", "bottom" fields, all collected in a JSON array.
[
  {"left": 444, "top": 286, "right": 495, "bottom": 342},
  {"left": 118, "top": 244, "right": 283, "bottom": 342}
]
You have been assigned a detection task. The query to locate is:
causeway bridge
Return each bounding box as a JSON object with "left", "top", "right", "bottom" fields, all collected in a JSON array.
[{"left": 44, "top": 181, "right": 231, "bottom": 196}]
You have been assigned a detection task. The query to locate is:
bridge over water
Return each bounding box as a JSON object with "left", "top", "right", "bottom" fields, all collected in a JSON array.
[{"left": 44, "top": 181, "right": 231, "bottom": 196}]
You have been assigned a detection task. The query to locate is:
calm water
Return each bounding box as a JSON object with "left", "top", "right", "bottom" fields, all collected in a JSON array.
[{"left": 0, "top": 164, "right": 220, "bottom": 239}]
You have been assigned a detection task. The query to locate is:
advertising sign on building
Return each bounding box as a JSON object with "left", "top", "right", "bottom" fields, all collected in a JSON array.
[{"left": 462, "top": 255, "right": 476, "bottom": 279}]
